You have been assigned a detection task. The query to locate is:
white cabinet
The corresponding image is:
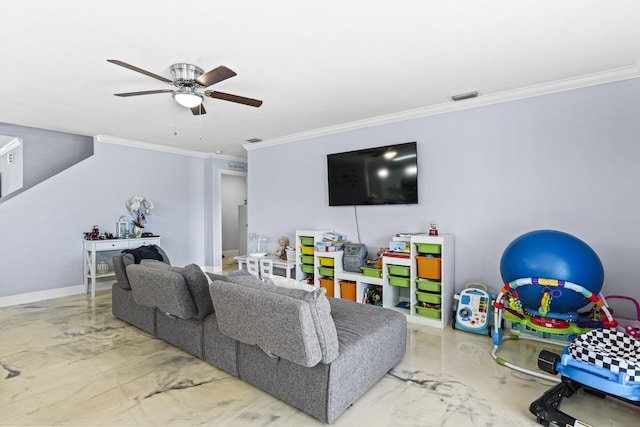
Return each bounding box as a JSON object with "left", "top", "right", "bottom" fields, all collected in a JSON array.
[{"left": 83, "top": 237, "right": 161, "bottom": 297}]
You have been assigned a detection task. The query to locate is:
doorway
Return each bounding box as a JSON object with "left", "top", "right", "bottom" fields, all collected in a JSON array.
[{"left": 218, "top": 171, "right": 247, "bottom": 273}]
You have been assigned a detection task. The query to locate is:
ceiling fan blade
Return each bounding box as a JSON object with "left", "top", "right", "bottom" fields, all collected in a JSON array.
[
  {"left": 191, "top": 104, "right": 207, "bottom": 115},
  {"left": 195, "top": 66, "right": 237, "bottom": 87},
  {"left": 107, "top": 59, "right": 172, "bottom": 83},
  {"left": 205, "top": 90, "right": 263, "bottom": 107},
  {"left": 114, "top": 89, "right": 174, "bottom": 97}
]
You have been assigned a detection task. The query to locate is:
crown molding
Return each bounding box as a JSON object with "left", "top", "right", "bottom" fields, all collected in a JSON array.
[
  {"left": 245, "top": 64, "right": 640, "bottom": 151},
  {"left": 96, "top": 135, "right": 246, "bottom": 161}
]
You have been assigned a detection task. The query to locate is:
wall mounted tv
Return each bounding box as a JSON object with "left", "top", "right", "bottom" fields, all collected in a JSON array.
[{"left": 327, "top": 141, "right": 418, "bottom": 206}]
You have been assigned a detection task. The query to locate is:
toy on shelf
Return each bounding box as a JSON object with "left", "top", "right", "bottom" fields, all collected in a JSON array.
[{"left": 428, "top": 221, "right": 438, "bottom": 236}]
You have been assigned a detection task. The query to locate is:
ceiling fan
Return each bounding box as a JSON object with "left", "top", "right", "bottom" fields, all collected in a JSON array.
[{"left": 107, "top": 59, "right": 263, "bottom": 115}]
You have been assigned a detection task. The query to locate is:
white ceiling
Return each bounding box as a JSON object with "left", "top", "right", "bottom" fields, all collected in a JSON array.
[{"left": 2, "top": 1, "right": 640, "bottom": 159}]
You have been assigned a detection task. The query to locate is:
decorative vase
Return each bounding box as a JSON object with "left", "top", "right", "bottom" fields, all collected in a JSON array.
[{"left": 133, "top": 226, "right": 142, "bottom": 238}]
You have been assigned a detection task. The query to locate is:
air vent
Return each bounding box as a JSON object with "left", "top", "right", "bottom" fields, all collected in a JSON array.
[
  {"left": 246, "top": 138, "right": 262, "bottom": 143},
  {"left": 451, "top": 91, "right": 479, "bottom": 101}
]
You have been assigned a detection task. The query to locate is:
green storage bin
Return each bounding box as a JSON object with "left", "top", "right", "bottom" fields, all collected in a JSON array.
[
  {"left": 301, "top": 264, "right": 314, "bottom": 274},
  {"left": 415, "top": 304, "right": 442, "bottom": 319},
  {"left": 415, "top": 291, "right": 441, "bottom": 304},
  {"left": 300, "top": 236, "right": 315, "bottom": 246},
  {"left": 415, "top": 279, "right": 441, "bottom": 293},
  {"left": 387, "top": 265, "right": 410, "bottom": 277},
  {"left": 360, "top": 267, "right": 382, "bottom": 278},
  {"left": 415, "top": 243, "right": 442, "bottom": 255},
  {"left": 300, "top": 255, "right": 314, "bottom": 265},
  {"left": 318, "top": 266, "right": 334, "bottom": 277},
  {"left": 388, "top": 275, "right": 410, "bottom": 287}
]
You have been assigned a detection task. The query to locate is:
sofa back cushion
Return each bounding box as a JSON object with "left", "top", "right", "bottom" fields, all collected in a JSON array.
[
  {"left": 113, "top": 253, "right": 135, "bottom": 289},
  {"left": 270, "top": 285, "right": 339, "bottom": 364},
  {"left": 209, "top": 279, "right": 324, "bottom": 367},
  {"left": 126, "top": 264, "right": 197, "bottom": 320},
  {"left": 169, "top": 264, "right": 214, "bottom": 319},
  {"left": 210, "top": 274, "right": 339, "bottom": 366}
]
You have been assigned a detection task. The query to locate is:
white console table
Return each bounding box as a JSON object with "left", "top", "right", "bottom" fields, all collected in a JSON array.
[{"left": 83, "top": 237, "right": 161, "bottom": 297}]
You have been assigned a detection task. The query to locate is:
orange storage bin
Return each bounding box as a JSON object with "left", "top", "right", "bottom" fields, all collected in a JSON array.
[
  {"left": 318, "top": 277, "right": 334, "bottom": 297},
  {"left": 416, "top": 256, "right": 442, "bottom": 280},
  {"left": 339, "top": 280, "right": 357, "bottom": 302}
]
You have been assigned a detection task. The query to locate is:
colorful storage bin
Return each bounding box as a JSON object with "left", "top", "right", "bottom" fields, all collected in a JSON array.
[
  {"left": 415, "top": 304, "right": 442, "bottom": 319},
  {"left": 416, "top": 255, "right": 442, "bottom": 280},
  {"left": 300, "top": 255, "right": 314, "bottom": 265},
  {"left": 318, "top": 266, "right": 334, "bottom": 277},
  {"left": 388, "top": 275, "right": 410, "bottom": 288},
  {"left": 416, "top": 291, "right": 441, "bottom": 304},
  {"left": 415, "top": 243, "right": 442, "bottom": 255},
  {"left": 318, "top": 277, "right": 335, "bottom": 297},
  {"left": 360, "top": 267, "right": 382, "bottom": 278},
  {"left": 318, "top": 257, "right": 335, "bottom": 267},
  {"left": 300, "top": 246, "right": 314, "bottom": 255},
  {"left": 387, "top": 265, "right": 410, "bottom": 277},
  {"left": 299, "top": 236, "right": 315, "bottom": 246},
  {"left": 301, "top": 264, "right": 314, "bottom": 274},
  {"left": 339, "top": 280, "right": 356, "bottom": 301},
  {"left": 415, "top": 279, "right": 441, "bottom": 293}
]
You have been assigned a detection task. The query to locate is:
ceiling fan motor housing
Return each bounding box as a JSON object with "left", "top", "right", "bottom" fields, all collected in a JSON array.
[{"left": 170, "top": 63, "right": 204, "bottom": 88}]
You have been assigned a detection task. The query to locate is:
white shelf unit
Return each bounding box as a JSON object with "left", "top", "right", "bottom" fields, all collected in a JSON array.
[
  {"left": 408, "top": 234, "right": 454, "bottom": 328},
  {"left": 382, "top": 254, "right": 412, "bottom": 316},
  {"left": 318, "top": 249, "right": 383, "bottom": 303},
  {"left": 295, "top": 229, "right": 455, "bottom": 329},
  {"left": 295, "top": 230, "right": 332, "bottom": 282}
]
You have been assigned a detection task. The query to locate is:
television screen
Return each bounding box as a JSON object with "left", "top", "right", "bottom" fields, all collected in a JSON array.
[{"left": 327, "top": 142, "right": 418, "bottom": 206}]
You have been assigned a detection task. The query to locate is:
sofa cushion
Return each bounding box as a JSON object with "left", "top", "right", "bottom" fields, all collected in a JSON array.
[
  {"left": 270, "top": 286, "right": 339, "bottom": 364},
  {"left": 169, "top": 264, "right": 214, "bottom": 319},
  {"left": 228, "top": 273, "right": 274, "bottom": 290},
  {"left": 126, "top": 264, "right": 197, "bottom": 320},
  {"left": 209, "top": 280, "right": 323, "bottom": 367},
  {"left": 140, "top": 258, "right": 171, "bottom": 269},
  {"left": 113, "top": 253, "right": 135, "bottom": 290},
  {"left": 212, "top": 274, "right": 339, "bottom": 365},
  {"left": 267, "top": 276, "right": 315, "bottom": 292}
]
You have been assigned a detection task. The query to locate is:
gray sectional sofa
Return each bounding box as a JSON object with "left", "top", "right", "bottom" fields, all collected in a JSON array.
[{"left": 111, "top": 251, "right": 407, "bottom": 423}]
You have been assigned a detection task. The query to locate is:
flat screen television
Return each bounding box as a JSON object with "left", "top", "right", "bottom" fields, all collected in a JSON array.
[{"left": 327, "top": 141, "right": 418, "bottom": 206}]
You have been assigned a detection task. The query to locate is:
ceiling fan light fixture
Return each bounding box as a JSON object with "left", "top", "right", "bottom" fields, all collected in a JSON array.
[{"left": 173, "top": 88, "right": 203, "bottom": 108}]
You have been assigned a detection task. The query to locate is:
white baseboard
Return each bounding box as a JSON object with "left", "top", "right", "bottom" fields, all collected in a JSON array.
[{"left": 0, "top": 282, "right": 111, "bottom": 307}]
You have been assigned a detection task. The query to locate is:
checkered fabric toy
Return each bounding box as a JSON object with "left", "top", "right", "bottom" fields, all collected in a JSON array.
[{"left": 569, "top": 328, "right": 640, "bottom": 382}]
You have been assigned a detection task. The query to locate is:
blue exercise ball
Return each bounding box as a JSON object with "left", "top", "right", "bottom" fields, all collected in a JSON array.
[{"left": 500, "top": 230, "right": 604, "bottom": 313}]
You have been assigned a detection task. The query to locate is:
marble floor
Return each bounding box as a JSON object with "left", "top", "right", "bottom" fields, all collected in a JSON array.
[{"left": 1, "top": 291, "right": 638, "bottom": 427}]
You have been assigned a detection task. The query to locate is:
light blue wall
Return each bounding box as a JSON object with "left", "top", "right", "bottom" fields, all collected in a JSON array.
[
  {"left": 0, "top": 122, "right": 94, "bottom": 202},
  {"left": 0, "top": 139, "right": 209, "bottom": 298},
  {"left": 247, "top": 77, "right": 640, "bottom": 309}
]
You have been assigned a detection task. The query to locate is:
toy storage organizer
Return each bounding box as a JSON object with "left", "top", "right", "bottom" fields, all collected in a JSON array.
[
  {"left": 295, "top": 230, "right": 454, "bottom": 329},
  {"left": 379, "top": 234, "right": 454, "bottom": 328}
]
